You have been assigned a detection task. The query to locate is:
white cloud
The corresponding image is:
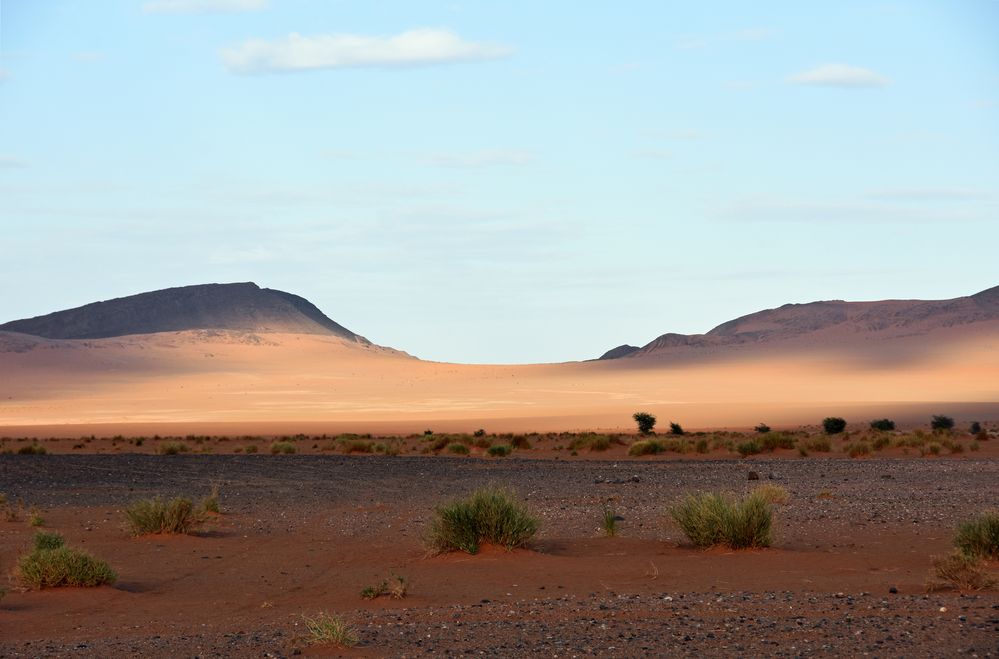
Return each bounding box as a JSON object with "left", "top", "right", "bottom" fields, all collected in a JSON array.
[
  {"left": 786, "top": 64, "right": 889, "bottom": 88},
  {"left": 865, "top": 187, "right": 986, "bottom": 201},
  {"left": 424, "top": 150, "right": 534, "bottom": 169},
  {"left": 723, "top": 198, "right": 990, "bottom": 224},
  {"left": 221, "top": 29, "right": 512, "bottom": 74},
  {"left": 143, "top": 0, "right": 267, "bottom": 13},
  {"left": 0, "top": 155, "right": 28, "bottom": 169}
]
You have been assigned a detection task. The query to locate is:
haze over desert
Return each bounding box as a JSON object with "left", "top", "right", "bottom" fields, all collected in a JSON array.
[{"left": 2, "top": 2, "right": 998, "bottom": 657}]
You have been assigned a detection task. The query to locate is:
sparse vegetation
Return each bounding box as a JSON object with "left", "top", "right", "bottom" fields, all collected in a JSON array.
[
  {"left": 805, "top": 437, "right": 832, "bottom": 452},
  {"left": 201, "top": 482, "right": 221, "bottom": 514},
  {"left": 633, "top": 411, "right": 656, "bottom": 435},
  {"left": 569, "top": 434, "right": 616, "bottom": 452},
  {"left": 602, "top": 504, "right": 619, "bottom": 537},
  {"left": 17, "top": 443, "right": 47, "bottom": 455},
  {"left": 158, "top": 442, "right": 190, "bottom": 455},
  {"left": 447, "top": 442, "right": 470, "bottom": 455},
  {"left": 270, "top": 441, "right": 296, "bottom": 454},
  {"left": 669, "top": 490, "right": 773, "bottom": 549},
  {"left": 870, "top": 418, "right": 896, "bottom": 431},
  {"left": 302, "top": 612, "right": 358, "bottom": 647},
  {"left": 360, "top": 573, "right": 408, "bottom": 600},
  {"left": 822, "top": 417, "right": 847, "bottom": 434},
  {"left": 125, "top": 496, "right": 208, "bottom": 536},
  {"left": 752, "top": 483, "right": 789, "bottom": 505},
  {"left": 487, "top": 444, "right": 512, "bottom": 457},
  {"left": 736, "top": 439, "right": 762, "bottom": 457},
  {"left": 845, "top": 441, "right": 872, "bottom": 458},
  {"left": 927, "top": 551, "right": 995, "bottom": 592},
  {"left": 427, "top": 487, "right": 538, "bottom": 555},
  {"left": 18, "top": 533, "right": 116, "bottom": 588},
  {"left": 953, "top": 511, "right": 999, "bottom": 559}
]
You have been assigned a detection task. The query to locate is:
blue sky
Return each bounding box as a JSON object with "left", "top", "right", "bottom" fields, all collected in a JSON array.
[{"left": 1, "top": 1, "right": 997, "bottom": 363}]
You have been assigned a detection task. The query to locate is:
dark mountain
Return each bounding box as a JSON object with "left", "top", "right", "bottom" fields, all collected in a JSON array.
[
  {"left": 0, "top": 282, "right": 371, "bottom": 343},
  {"left": 597, "top": 345, "right": 641, "bottom": 360},
  {"left": 601, "top": 285, "right": 999, "bottom": 359}
]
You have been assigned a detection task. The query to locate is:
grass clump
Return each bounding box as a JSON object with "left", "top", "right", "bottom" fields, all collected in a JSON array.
[
  {"left": 18, "top": 533, "right": 116, "bottom": 588},
  {"left": 427, "top": 487, "right": 538, "bottom": 555},
  {"left": 158, "top": 442, "right": 190, "bottom": 455},
  {"left": 361, "top": 573, "right": 407, "bottom": 600},
  {"left": 736, "top": 439, "right": 762, "bottom": 457},
  {"left": 302, "top": 612, "right": 358, "bottom": 647},
  {"left": 270, "top": 441, "right": 296, "bottom": 454},
  {"left": 759, "top": 432, "right": 795, "bottom": 451},
  {"left": 845, "top": 441, "right": 872, "bottom": 458},
  {"left": 125, "top": 496, "right": 208, "bottom": 536},
  {"left": 927, "top": 551, "right": 995, "bottom": 592},
  {"left": 752, "top": 483, "right": 789, "bottom": 505},
  {"left": 601, "top": 504, "right": 619, "bottom": 537},
  {"left": 447, "top": 442, "right": 470, "bottom": 455},
  {"left": 669, "top": 490, "right": 773, "bottom": 549},
  {"left": 805, "top": 437, "right": 832, "bottom": 452},
  {"left": 487, "top": 444, "right": 512, "bottom": 457},
  {"left": 569, "top": 434, "right": 615, "bottom": 452},
  {"left": 954, "top": 511, "right": 999, "bottom": 559},
  {"left": 18, "top": 443, "right": 47, "bottom": 455}
]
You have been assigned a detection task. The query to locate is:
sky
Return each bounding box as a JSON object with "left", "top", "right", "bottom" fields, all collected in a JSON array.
[{"left": 1, "top": 1, "right": 997, "bottom": 363}]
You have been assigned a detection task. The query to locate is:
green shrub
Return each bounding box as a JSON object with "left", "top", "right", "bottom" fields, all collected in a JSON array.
[
  {"left": 954, "top": 511, "right": 999, "bottom": 559},
  {"left": 340, "top": 440, "right": 373, "bottom": 454},
  {"left": 633, "top": 411, "right": 657, "bottom": 435},
  {"left": 447, "top": 442, "right": 470, "bottom": 455},
  {"left": 569, "top": 434, "right": 614, "bottom": 452},
  {"left": 759, "top": 432, "right": 794, "bottom": 451},
  {"left": 18, "top": 545, "right": 116, "bottom": 588},
  {"left": 158, "top": 442, "right": 190, "bottom": 455},
  {"left": 33, "top": 531, "right": 65, "bottom": 551},
  {"left": 427, "top": 487, "right": 539, "bottom": 555},
  {"left": 629, "top": 439, "right": 664, "bottom": 456},
  {"left": 125, "top": 497, "right": 208, "bottom": 536},
  {"left": 669, "top": 490, "right": 772, "bottom": 549},
  {"left": 822, "top": 417, "right": 847, "bottom": 434},
  {"left": 270, "top": 441, "right": 296, "bottom": 454},
  {"left": 302, "top": 612, "right": 358, "bottom": 647},
  {"left": 736, "top": 440, "right": 761, "bottom": 457},
  {"left": 931, "top": 415, "right": 955, "bottom": 431},
  {"left": 487, "top": 444, "right": 512, "bottom": 457},
  {"left": 602, "top": 504, "right": 619, "bottom": 537},
  {"left": 17, "top": 443, "right": 47, "bottom": 455},
  {"left": 870, "top": 418, "right": 896, "bottom": 432}
]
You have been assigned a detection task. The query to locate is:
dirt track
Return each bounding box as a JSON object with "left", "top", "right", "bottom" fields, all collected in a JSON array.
[{"left": 1, "top": 454, "right": 997, "bottom": 657}]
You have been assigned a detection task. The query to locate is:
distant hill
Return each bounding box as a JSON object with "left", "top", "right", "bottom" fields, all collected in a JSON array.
[
  {"left": 601, "top": 285, "right": 999, "bottom": 359},
  {"left": 0, "top": 282, "right": 372, "bottom": 343}
]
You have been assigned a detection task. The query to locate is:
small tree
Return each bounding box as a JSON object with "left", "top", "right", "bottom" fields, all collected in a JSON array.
[
  {"left": 969, "top": 421, "right": 982, "bottom": 435},
  {"left": 822, "top": 417, "right": 847, "bottom": 434},
  {"left": 669, "top": 422, "right": 685, "bottom": 436},
  {"left": 754, "top": 423, "right": 771, "bottom": 434},
  {"left": 931, "top": 415, "right": 955, "bottom": 431},
  {"left": 869, "top": 418, "right": 895, "bottom": 432},
  {"left": 633, "top": 412, "right": 656, "bottom": 435}
]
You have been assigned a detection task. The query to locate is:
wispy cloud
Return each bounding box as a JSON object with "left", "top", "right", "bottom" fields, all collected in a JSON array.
[
  {"left": 0, "top": 155, "right": 28, "bottom": 169},
  {"left": 221, "top": 29, "right": 512, "bottom": 74},
  {"left": 864, "top": 187, "right": 987, "bottom": 201},
  {"left": 722, "top": 198, "right": 990, "bottom": 224},
  {"left": 786, "top": 63, "right": 889, "bottom": 88},
  {"left": 423, "top": 149, "right": 534, "bottom": 169},
  {"left": 143, "top": 0, "right": 267, "bottom": 14}
]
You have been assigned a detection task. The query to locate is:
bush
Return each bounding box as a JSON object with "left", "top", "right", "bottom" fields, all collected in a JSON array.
[
  {"left": 33, "top": 531, "right": 65, "bottom": 551},
  {"left": 629, "top": 439, "right": 664, "bottom": 456},
  {"left": 969, "top": 421, "right": 982, "bottom": 435},
  {"left": 759, "top": 432, "right": 794, "bottom": 452},
  {"left": 158, "top": 442, "right": 190, "bottom": 455},
  {"left": 270, "top": 441, "right": 296, "bottom": 454},
  {"left": 870, "top": 418, "right": 896, "bottom": 432},
  {"left": 668, "top": 422, "right": 685, "bottom": 436},
  {"left": 736, "top": 440, "right": 761, "bottom": 457},
  {"left": 633, "top": 412, "right": 656, "bottom": 435},
  {"left": 302, "top": 612, "right": 358, "bottom": 647},
  {"left": 845, "top": 441, "right": 871, "bottom": 458},
  {"left": 17, "top": 443, "right": 47, "bottom": 455},
  {"left": 805, "top": 437, "right": 832, "bottom": 452},
  {"left": 931, "top": 415, "right": 955, "bottom": 431},
  {"left": 954, "top": 511, "right": 999, "bottom": 559},
  {"left": 18, "top": 545, "right": 116, "bottom": 588},
  {"left": 752, "top": 483, "right": 789, "bottom": 505},
  {"left": 125, "top": 497, "right": 208, "bottom": 536},
  {"left": 487, "top": 444, "right": 512, "bottom": 457},
  {"left": 361, "top": 573, "right": 407, "bottom": 600},
  {"left": 510, "top": 435, "right": 532, "bottom": 449},
  {"left": 694, "top": 438, "right": 709, "bottom": 454},
  {"left": 427, "top": 487, "right": 538, "bottom": 555},
  {"left": 928, "top": 551, "right": 995, "bottom": 591},
  {"left": 822, "top": 417, "right": 846, "bottom": 434},
  {"left": 669, "top": 490, "right": 772, "bottom": 549},
  {"left": 754, "top": 423, "right": 771, "bottom": 434},
  {"left": 601, "top": 504, "right": 619, "bottom": 537},
  {"left": 447, "top": 442, "right": 470, "bottom": 455},
  {"left": 569, "top": 434, "right": 614, "bottom": 452},
  {"left": 473, "top": 429, "right": 486, "bottom": 438}
]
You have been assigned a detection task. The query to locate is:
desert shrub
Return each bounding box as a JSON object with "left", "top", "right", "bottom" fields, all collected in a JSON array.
[
  {"left": 33, "top": 531, "right": 65, "bottom": 551},
  {"left": 633, "top": 412, "right": 656, "bottom": 435},
  {"left": 736, "top": 440, "right": 762, "bottom": 457},
  {"left": 695, "top": 438, "right": 709, "bottom": 454},
  {"left": 487, "top": 444, "right": 512, "bottom": 457},
  {"left": 752, "top": 483, "right": 789, "bottom": 505},
  {"left": 602, "top": 504, "right": 619, "bottom": 537},
  {"left": 270, "top": 441, "right": 296, "bottom": 454},
  {"left": 244, "top": 444, "right": 258, "bottom": 454},
  {"left": 201, "top": 483, "right": 222, "bottom": 514},
  {"left": 125, "top": 497, "right": 207, "bottom": 536},
  {"left": 946, "top": 440, "right": 964, "bottom": 454},
  {"left": 447, "top": 442, "right": 470, "bottom": 455},
  {"left": 473, "top": 428, "right": 486, "bottom": 438},
  {"left": 569, "top": 434, "right": 614, "bottom": 452},
  {"left": 845, "top": 441, "right": 871, "bottom": 458},
  {"left": 927, "top": 551, "right": 995, "bottom": 591},
  {"left": 302, "top": 612, "right": 358, "bottom": 647},
  {"left": 473, "top": 437, "right": 492, "bottom": 449},
  {"left": 968, "top": 421, "right": 981, "bottom": 435},
  {"left": 361, "top": 573, "right": 407, "bottom": 600},
  {"left": 931, "top": 415, "right": 955, "bottom": 431},
  {"left": 871, "top": 435, "right": 891, "bottom": 451},
  {"left": 424, "top": 429, "right": 434, "bottom": 436},
  {"left": 669, "top": 490, "right": 772, "bottom": 549},
  {"left": 759, "top": 432, "right": 795, "bottom": 452},
  {"left": 954, "top": 511, "right": 999, "bottom": 559},
  {"left": 927, "top": 442, "right": 942, "bottom": 456},
  {"left": 870, "top": 418, "right": 896, "bottom": 432},
  {"left": 158, "top": 442, "right": 189, "bottom": 455},
  {"left": 340, "top": 440, "right": 374, "bottom": 454},
  {"left": 17, "top": 443, "right": 47, "bottom": 455},
  {"left": 510, "top": 435, "right": 532, "bottom": 450},
  {"left": 805, "top": 437, "right": 832, "bottom": 452},
  {"left": 629, "top": 439, "right": 664, "bottom": 456},
  {"left": 29, "top": 510, "right": 44, "bottom": 527},
  {"left": 18, "top": 544, "right": 116, "bottom": 588},
  {"left": 427, "top": 487, "right": 538, "bottom": 555},
  {"left": 669, "top": 422, "right": 685, "bottom": 436},
  {"left": 754, "top": 423, "right": 771, "bottom": 434},
  {"left": 822, "top": 417, "right": 847, "bottom": 434}
]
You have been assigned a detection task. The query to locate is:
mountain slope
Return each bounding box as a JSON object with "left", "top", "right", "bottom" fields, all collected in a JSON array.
[
  {"left": 0, "top": 282, "right": 371, "bottom": 343},
  {"left": 604, "top": 285, "right": 999, "bottom": 359}
]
